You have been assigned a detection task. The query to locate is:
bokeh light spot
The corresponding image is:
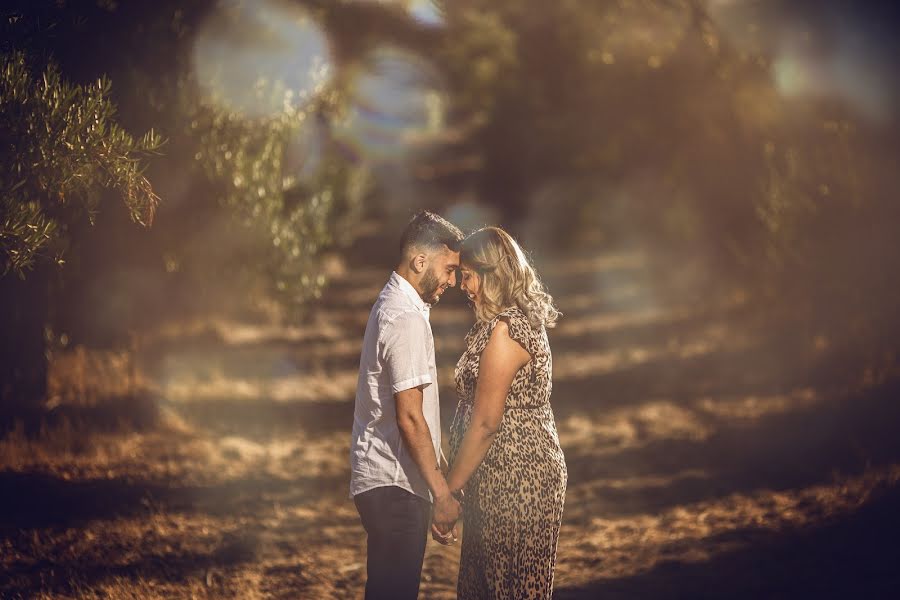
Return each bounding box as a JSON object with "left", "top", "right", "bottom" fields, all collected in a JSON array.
[
  {"left": 193, "top": 0, "right": 332, "bottom": 118},
  {"left": 333, "top": 47, "right": 447, "bottom": 165}
]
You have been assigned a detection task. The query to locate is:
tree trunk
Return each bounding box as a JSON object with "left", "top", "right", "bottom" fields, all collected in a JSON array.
[{"left": 0, "top": 266, "right": 50, "bottom": 434}]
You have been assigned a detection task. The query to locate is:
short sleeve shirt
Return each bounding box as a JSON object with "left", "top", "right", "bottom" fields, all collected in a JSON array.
[{"left": 349, "top": 272, "right": 441, "bottom": 502}]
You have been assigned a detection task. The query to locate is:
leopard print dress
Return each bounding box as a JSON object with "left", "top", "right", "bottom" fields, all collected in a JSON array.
[{"left": 449, "top": 306, "right": 567, "bottom": 600}]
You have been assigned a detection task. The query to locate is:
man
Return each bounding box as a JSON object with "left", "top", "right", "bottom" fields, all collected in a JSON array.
[{"left": 350, "top": 210, "right": 464, "bottom": 599}]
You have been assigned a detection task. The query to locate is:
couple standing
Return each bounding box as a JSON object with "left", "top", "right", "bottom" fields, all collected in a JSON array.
[{"left": 349, "top": 211, "right": 567, "bottom": 599}]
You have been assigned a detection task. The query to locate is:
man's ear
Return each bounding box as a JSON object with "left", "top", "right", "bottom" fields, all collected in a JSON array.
[{"left": 411, "top": 253, "right": 428, "bottom": 274}]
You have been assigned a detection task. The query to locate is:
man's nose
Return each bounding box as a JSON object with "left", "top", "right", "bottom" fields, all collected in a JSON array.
[{"left": 449, "top": 271, "right": 457, "bottom": 287}]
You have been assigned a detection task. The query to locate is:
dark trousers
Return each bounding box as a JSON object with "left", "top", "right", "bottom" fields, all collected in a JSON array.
[{"left": 354, "top": 485, "right": 431, "bottom": 600}]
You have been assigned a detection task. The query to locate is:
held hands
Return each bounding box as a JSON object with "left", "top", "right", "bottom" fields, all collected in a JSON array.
[
  {"left": 431, "top": 490, "right": 462, "bottom": 545},
  {"left": 431, "top": 521, "right": 457, "bottom": 545}
]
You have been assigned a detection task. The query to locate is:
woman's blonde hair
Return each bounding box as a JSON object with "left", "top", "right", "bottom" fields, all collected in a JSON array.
[{"left": 461, "top": 227, "right": 560, "bottom": 329}]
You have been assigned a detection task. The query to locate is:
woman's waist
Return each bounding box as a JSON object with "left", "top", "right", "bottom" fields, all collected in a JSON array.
[
  {"left": 471, "top": 446, "right": 567, "bottom": 487},
  {"left": 455, "top": 396, "right": 553, "bottom": 411}
]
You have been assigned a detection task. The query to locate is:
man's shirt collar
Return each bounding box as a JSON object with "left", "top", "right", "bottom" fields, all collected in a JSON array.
[{"left": 390, "top": 271, "right": 430, "bottom": 312}]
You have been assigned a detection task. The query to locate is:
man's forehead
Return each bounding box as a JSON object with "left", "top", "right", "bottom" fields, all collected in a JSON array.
[
  {"left": 445, "top": 249, "right": 461, "bottom": 267},
  {"left": 430, "top": 245, "right": 459, "bottom": 264}
]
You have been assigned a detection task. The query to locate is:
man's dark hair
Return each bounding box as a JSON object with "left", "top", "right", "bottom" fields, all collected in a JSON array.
[{"left": 399, "top": 210, "right": 464, "bottom": 259}]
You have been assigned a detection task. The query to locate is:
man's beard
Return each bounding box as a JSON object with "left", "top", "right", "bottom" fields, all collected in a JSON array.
[{"left": 420, "top": 268, "right": 441, "bottom": 304}]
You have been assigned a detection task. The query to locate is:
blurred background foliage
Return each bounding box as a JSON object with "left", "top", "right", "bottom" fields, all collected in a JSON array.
[
  {"left": 1, "top": 0, "right": 898, "bottom": 419},
  {"left": 0, "top": 52, "right": 161, "bottom": 276}
]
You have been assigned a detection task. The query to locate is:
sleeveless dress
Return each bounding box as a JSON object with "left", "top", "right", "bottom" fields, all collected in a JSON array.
[{"left": 449, "top": 306, "right": 568, "bottom": 600}]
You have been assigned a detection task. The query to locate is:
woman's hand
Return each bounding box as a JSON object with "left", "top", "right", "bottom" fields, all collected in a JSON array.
[
  {"left": 431, "top": 492, "right": 460, "bottom": 545},
  {"left": 431, "top": 521, "right": 458, "bottom": 545},
  {"left": 431, "top": 491, "right": 460, "bottom": 545}
]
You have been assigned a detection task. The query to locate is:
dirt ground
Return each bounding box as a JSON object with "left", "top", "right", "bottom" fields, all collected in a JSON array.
[{"left": 3, "top": 226, "right": 900, "bottom": 599}]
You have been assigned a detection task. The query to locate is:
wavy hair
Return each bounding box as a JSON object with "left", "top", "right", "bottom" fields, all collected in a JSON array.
[{"left": 461, "top": 227, "right": 560, "bottom": 329}]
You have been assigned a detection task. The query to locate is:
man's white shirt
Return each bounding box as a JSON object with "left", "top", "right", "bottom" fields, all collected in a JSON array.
[{"left": 349, "top": 271, "right": 441, "bottom": 503}]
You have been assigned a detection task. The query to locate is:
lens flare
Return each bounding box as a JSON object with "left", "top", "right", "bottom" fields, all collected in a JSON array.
[
  {"left": 444, "top": 201, "right": 501, "bottom": 235},
  {"left": 773, "top": 34, "right": 892, "bottom": 124},
  {"left": 333, "top": 47, "right": 447, "bottom": 165},
  {"left": 708, "top": 2, "right": 895, "bottom": 124},
  {"left": 407, "top": 0, "right": 445, "bottom": 27},
  {"left": 193, "top": 0, "right": 332, "bottom": 118},
  {"left": 359, "top": 0, "right": 445, "bottom": 27}
]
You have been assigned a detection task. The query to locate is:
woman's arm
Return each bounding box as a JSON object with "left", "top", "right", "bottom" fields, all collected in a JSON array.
[{"left": 446, "top": 319, "right": 531, "bottom": 494}]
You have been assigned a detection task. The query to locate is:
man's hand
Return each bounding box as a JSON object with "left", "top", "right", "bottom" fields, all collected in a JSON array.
[
  {"left": 431, "top": 522, "right": 458, "bottom": 545},
  {"left": 431, "top": 492, "right": 460, "bottom": 545}
]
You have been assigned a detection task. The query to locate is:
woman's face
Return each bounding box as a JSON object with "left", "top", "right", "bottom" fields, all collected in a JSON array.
[{"left": 459, "top": 264, "right": 481, "bottom": 308}]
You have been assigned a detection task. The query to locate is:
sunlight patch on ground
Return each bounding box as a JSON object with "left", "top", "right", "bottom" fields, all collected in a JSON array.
[
  {"left": 0, "top": 428, "right": 160, "bottom": 475},
  {"left": 558, "top": 386, "right": 826, "bottom": 456},
  {"left": 554, "top": 305, "right": 695, "bottom": 340},
  {"left": 559, "top": 401, "right": 712, "bottom": 454},
  {"left": 552, "top": 345, "right": 663, "bottom": 379},
  {"left": 218, "top": 436, "right": 269, "bottom": 463},
  {"left": 583, "top": 469, "right": 710, "bottom": 492},
  {"left": 47, "top": 347, "right": 142, "bottom": 408},
  {"left": 217, "top": 323, "right": 307, "bottom": 345},
  {"left": 694, "top": 387, "right": 819, "bottom": 420},
  {"left": 552, "top": 322, "right": 748, "bottom": 380},
  {"left": 0, "top": 424, "right": 349, "bottom": 486},
  {"left": 4, "top": 496, "right": 364, "bottom": 599},
  {"left": 216, "top": 320, "right": 343, "bottom": 345},
  {"left": 195, "top": 431, "right": 349, "bottom": 482},
  {"left": 3, "top": 508, "right": 254, "bottom": 589},
  {"left": 163, "top": 371, "right": 357, "bottom": 404},
  {"left": 557, "top": 464, "right": 900, "bottom": 584},
  {"left": 152, "top": 316, "right": 354, "bottom": 347},
  {"left": 267, "top": 372, "right": 357, "bottom": 403}
]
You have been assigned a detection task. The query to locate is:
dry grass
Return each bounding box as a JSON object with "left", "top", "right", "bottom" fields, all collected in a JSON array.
[{"left": 3, "top": 243, "right": 900, "bottom": 599}]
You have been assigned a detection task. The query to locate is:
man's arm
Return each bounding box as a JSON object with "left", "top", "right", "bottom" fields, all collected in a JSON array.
[
  {"left": 395, "top": 386, "right": 460, "bottom": 534},
  {"left": 439, "top": 447, "right": 449, "bottom": 474}
]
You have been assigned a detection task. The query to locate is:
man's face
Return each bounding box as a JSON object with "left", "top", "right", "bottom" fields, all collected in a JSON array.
[{"left": 420, "top": 248, "right": 460, "bottom": 305}]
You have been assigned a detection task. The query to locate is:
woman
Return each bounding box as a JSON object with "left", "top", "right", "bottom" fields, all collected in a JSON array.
[{"left": 444, "top": 226, "right": 568, "bottom": 599}]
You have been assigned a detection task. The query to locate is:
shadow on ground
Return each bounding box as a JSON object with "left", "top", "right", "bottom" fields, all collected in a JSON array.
[
  {"left": 556, "top": 478, "right": 900, "bottom": 600},
  {"left": 0, "top": 470, "right": 346, "bottom": 533},
  {"left": 562, "top": 378, "right": 900, "bottom": 520}
]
